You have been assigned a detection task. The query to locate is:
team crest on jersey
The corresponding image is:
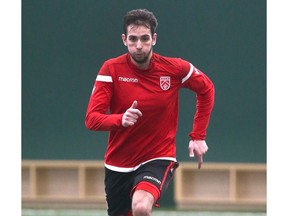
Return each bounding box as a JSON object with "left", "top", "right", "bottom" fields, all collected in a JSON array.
[{"left": 160, "top": 76, "right": 170, "bottom": 90}]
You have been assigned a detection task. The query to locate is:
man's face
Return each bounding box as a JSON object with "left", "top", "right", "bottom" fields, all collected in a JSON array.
[{"left": 122, "top": 25, "right": 157, "bottom": 66}]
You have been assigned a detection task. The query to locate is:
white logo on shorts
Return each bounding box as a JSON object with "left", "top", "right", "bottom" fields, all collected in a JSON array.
[{"left": 143, "top": 176, "right": 161, "bottom": 185}]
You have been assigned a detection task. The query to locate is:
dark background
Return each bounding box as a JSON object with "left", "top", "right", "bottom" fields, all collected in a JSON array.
[
  {"left": 22, "top": 0, "right": 266, "bottom": 207},
  {"left": 22, "top": 1, "right": 266, "bottom": 163}
]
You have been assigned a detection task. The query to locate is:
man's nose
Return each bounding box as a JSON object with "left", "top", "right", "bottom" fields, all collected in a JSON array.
[{"left": 136, "top": 40, "right": 142, "bottom": 49}]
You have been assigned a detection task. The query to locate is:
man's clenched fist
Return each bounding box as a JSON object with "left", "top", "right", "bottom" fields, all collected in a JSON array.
[{"left": 122, "top": 101, "right": 143, "bottom": 127}]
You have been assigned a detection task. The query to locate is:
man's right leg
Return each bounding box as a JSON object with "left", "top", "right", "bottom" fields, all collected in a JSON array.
[{"left": 104, "top": 168, "right": 133, "bottom": 216}]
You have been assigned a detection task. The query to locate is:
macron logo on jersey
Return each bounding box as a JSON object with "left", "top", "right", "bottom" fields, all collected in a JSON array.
[{"left": 118, "top": 76, "right": 139, "bottom": 83}]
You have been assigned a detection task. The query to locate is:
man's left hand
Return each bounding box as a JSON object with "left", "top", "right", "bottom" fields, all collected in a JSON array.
[{"left": 188, "top": 140, "right": 208, "bottom": 169}]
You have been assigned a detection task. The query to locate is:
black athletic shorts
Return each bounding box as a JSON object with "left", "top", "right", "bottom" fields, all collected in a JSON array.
[{"left": 104, "top": 159, "right": 179, "bottom": 216}]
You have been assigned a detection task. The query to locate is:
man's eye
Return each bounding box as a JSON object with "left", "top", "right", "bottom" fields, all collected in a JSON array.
[
  {"left": 141, "top": 38, "right": 149, "bottom": 42},
  {"left": 129, "top": 37, "right": 137, "bottom": 42}
]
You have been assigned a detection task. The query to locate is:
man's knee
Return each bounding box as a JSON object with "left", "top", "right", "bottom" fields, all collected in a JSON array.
[
  {"left": 132, "top": 190, "right": 154, "bottom": 216},
  {"left": 133, "top": 202, "right": 150, "bottom": 216}
]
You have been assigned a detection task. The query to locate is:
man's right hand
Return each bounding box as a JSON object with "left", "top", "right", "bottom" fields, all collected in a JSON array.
[{"left": 122, "top": 101, "right": 142, "bottom": 127}]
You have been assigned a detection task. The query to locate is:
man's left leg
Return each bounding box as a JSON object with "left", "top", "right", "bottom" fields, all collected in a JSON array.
[
  {"left": 131, "top": 160, "right": 178, "bottom": 216},
  {"left": 132, "top": 189, "right": 154, "bottom": 216}
]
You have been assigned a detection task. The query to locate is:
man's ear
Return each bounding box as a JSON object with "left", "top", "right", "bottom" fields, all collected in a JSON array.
[
  {"left": 122, "top": 34, "right": 127, "bottom": 46},
  {"left": 152, "top": 33, "right": 157, "bottom": 46}
]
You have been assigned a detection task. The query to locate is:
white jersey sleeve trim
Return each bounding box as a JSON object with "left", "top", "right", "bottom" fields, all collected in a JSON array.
[
  {"left": 182, "top": 63, "right": 194, "bottom": 83},
  {"left": 104, "top": 157, "right": 177, "bottom": 173},
  {"left": 96, "top": 75, "right": 113, "bottom": 82}
]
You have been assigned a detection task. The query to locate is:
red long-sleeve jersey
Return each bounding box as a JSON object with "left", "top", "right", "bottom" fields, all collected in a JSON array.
[{"left": 85, "top": 53, "right": 214, "bottom": 172}]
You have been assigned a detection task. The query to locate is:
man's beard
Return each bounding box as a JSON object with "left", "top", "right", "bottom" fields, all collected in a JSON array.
[{"left": 130, "top": 48, "right": 152, "bottom": 64}]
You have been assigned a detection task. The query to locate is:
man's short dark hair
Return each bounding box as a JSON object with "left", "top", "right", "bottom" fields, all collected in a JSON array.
[{"left": 123, "top": 9, "right": 158, "bottom": 36}]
